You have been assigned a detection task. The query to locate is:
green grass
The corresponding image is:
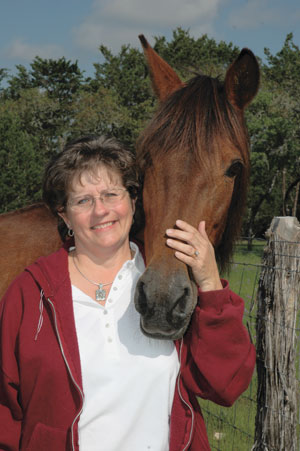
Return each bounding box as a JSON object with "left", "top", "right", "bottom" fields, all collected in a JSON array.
[
  {"left": 199, "top": 240, "right": 265, "bottom": 451},
  {"left": 224, "top": 239, "right": 265, "bottom": 301}
]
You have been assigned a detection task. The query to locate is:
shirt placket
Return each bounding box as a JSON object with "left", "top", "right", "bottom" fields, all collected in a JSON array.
[{"left": 99, "top": 270, "right": 126, "bottom": 357}]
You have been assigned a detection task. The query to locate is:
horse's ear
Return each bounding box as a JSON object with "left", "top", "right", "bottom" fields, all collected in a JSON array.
[
  {"left": 225, "top": 48, "right": 260, "bottom": 110},
  {"left": 139, "top": 34, "right": 184, "bottom": 102}
]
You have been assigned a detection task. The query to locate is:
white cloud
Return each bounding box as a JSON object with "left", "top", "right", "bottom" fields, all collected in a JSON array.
[
  {"left": 228, "top": 0, "right": 300, "bottom": 30},
  {"left": 4, "top": 38, "right": 65, "bottom": 61},
  {"left": 73, "top": 0, "right": 223, "bottom": 53}
]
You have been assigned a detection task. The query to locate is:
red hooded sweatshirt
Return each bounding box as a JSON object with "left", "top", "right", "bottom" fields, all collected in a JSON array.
[{"left": 0, "top": 242, "right": 255, "bottom": 450}]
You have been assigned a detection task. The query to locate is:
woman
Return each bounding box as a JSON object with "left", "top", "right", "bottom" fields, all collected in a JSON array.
[{"left": 0, "top": 135, "right": 255, "bottom": 451}]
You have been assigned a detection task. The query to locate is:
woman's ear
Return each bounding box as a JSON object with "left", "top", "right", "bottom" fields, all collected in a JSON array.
[
  {"left": 58, "top": 210, "right": 71, "bottom": 229},
  {"left": 131, "top": 198, "right": 136, "bottom": 215}
]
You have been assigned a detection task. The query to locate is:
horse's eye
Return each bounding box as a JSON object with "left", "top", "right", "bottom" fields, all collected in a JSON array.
[{"left": 225, "top": 161, "right": 243, "bottom": 178}]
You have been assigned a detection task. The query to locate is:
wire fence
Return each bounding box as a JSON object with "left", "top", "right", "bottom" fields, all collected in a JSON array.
[{"left": 200, "top": 218, "right": 300, "bottom": 451}]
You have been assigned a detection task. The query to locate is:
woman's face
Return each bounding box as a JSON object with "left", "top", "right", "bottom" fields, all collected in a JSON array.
[{"left": 59, "top": 165, "right": 135, "bottom": 257}]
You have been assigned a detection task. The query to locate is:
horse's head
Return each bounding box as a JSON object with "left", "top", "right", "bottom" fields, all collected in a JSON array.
[{"left": 135, "top": 35, "right": 259, "bottom": 340}]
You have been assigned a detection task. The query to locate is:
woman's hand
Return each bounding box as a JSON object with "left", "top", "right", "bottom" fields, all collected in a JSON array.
[{"left": 166, "top": 219, "right": 223, "bottom": 292}]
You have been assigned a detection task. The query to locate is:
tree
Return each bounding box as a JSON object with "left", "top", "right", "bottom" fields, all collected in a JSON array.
[
  {"left": 2, "top": 88, "right": 65, "bottom": 158},
  {"left": 243, "top": 33, "right": 300, "bottom": 241},
  {"left": 30, "top": 56, "right": 83, "bottom": 100},
  {"left": 5, "top": 57, "right": 84, "bottom": 140},
  {"left": 70, "top": 87, "right": 132, "bottom": 142},
  {"left": 0, "top": 109, "right": 42, "bottom": 213},
  {"left": 5, "top": 64, "right": 32, "bottom": 99},
  {"left": 0, "top": 68, "right": 8, "bottom": 94},
  {"left": 6, "top": 57, "right": 83, "bottom": 100},
  {"left": 90, "top": 43, "right": 155, "bottom": 147},
  {"left": 153, "top": 27, "right": 241, "bottom": 80},
  {"left": 264, "top": 33, "right": 300, "bottom": 216}
]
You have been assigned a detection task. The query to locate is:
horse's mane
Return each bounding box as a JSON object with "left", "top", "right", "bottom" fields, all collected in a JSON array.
[{"left": 137, "top": 74, "right": 250, "bottom": 271}]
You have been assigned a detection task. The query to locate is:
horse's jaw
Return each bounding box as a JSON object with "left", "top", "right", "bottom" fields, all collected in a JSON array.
[{"left": 134, "top": 262, "right": 198, "bottom": 340}]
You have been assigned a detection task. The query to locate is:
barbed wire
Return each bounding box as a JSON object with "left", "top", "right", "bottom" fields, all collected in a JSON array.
[{"left": 205, "top": 248, "right": 300, "bottom": 450}]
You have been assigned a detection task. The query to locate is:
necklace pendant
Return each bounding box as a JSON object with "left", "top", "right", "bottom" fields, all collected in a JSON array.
[{"left": 95, "top": 284, "right": 106, "bottom": 302}]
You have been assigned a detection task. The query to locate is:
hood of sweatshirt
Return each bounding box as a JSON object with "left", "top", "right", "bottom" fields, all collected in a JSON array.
[{"left": 25, "top": 239, "right": 73, "bottom": 300}]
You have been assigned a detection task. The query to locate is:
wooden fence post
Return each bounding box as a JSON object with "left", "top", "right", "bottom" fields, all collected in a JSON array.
[{"left": 252, "top": 217, "right": 300, "bottom": 451}]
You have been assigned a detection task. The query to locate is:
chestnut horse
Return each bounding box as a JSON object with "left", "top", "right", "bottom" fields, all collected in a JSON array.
[
  {"left": 134, "top": 35, "right": 259, "bottom": 339},
  {"left": 0, "top": 204, "right": 61, "bottom": 298},
  {"left": 0, "top": 36, "right": 259, "bottom": 341}
]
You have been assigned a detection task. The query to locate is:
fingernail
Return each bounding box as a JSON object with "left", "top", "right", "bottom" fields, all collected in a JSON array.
[{"left": 166, "top": 229, "right": 173, "bottom": 235}]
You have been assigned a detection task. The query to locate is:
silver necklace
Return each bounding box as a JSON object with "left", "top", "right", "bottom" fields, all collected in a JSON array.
[{"left": 72, "top": 256, "right": 113, "bottom": 302}]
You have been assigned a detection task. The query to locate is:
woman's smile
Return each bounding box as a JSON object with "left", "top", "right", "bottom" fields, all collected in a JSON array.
[{"left": 91, "top": 220, "right": 116, "bottom": 231}]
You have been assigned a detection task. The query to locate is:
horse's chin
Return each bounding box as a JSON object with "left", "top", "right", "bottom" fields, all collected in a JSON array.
[{"left": 139, "top": 318, "right": 189, "bottom": 341}]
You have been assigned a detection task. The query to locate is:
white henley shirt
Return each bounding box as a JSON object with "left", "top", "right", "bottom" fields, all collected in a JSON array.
[{"left": 72, "top": 242, "right": 180, "bottom": 451}]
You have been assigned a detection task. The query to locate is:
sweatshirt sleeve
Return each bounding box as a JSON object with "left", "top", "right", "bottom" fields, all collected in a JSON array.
[
  {"left": 179, "top": 279, "right": 256, "bottom": 407},
  {"left": 0, "top": 282, "right": 23, "bottom": 449}
]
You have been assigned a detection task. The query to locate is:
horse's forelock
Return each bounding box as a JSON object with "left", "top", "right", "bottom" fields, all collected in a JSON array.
[{"left": 137, "top": 74, "right": 249, "bottom": 167}]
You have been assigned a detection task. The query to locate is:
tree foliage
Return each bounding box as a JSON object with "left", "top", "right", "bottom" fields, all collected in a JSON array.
[
  {"left": 0, "top": 28, "right": 299, "bottom": 236},
  {"left": 243, "top": 33, "right": 300, "bottom": 238},
  {"left": 0, "top": 108, "right": 42, "bottom": 212},
  {"left": 153, "top": 27, "right": 240, "bottom": 79}
]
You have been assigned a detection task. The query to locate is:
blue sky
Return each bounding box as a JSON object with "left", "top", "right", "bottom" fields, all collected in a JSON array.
[{"left": 1, "top": 0, "right": 300, "bottom": 79}]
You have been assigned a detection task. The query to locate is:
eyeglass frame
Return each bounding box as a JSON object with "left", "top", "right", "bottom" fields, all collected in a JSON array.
[{"left": 67, "top": 188, "right": 129, "bottom": 211}]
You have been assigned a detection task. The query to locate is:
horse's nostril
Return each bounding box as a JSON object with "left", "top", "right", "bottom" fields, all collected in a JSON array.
[
  {"left": 168, "top": 287, "right": 190, "bottom": 327},
  {"left": 135, "top": 281, "right": 147, "bottom": 315}
]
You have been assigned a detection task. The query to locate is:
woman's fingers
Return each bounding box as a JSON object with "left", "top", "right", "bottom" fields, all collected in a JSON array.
[
  {"left": 166, "top": 238, "right": 196, "bottom": 257},
  {"left": 166, "top": 220, "right": 208, "bottom": 258},
  {"left": 165, "top": 219, "right": 222, "bottom": 291},
  {"left": 166, "top": 220, "right": 203, "bottom": 245},
  {"left": 197, "top": 220, "right": 207, "bottom": 237}
]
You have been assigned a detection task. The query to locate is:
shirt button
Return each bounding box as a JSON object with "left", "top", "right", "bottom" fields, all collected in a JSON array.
[
  {"left": 103, "top": 310, "right": 108, "bottom": 315},
  {"left": 113, "top": 286, "right": 118, "bottom": 291},
  {"left": 108, "top": 298, "right": 113, "bottom": 303},
  {"left": 105, "top": 323, "right": 110, "bottom": 328},
  {"left": 118, "top": 275, "right": 123, "bottom": 280},
  {"left": 107, "top": 337, "right": 113, "bottom": 343}
]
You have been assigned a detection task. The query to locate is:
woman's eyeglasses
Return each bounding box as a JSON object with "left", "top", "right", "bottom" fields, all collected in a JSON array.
[{"left": 68, "top": 188, "right": 128, "bottom": 211}]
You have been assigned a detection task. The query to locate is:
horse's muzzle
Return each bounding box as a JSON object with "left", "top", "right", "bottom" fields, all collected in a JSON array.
[{"left": 134, "top": 266, "right": 197, "bottom": 340}]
